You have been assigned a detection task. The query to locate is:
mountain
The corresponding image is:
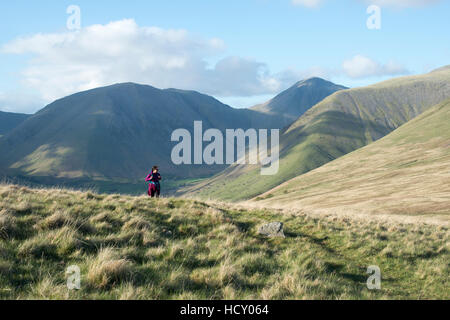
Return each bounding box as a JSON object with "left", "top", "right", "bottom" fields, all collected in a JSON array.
[
  {"left": 251, "top": 77, "right": 347, "bottom": 127},
  {"left": 185, "top": 66, "right": 450, "bottom": 201},
  {"left": 0, "top": 111, "right": 30, "bottom": 136},
  {"left": 249, "top": 98, "right": 450, "bottom": 219},
  {"left": 0, "top": 76, "right": 345, "bottom": 190},
  {"left": 0, "top": 83, "right": 283, "bottom": 183}
]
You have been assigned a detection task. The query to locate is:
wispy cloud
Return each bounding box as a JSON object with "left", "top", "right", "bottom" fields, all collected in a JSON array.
[
  {"left": 360, "top": 0, "right": 441, "bottom": 8},
  {"left": 0, "top": 91, "right": 45, "bottom": 114},
  {"left": 291, "top": 0, "right": 323, "bottom": 8},
  {"left": 292, "top": 0, "right": 441, "bottom": 8},
  {"left": 342, "top": 55, "right": 409, "bottom": 79}
]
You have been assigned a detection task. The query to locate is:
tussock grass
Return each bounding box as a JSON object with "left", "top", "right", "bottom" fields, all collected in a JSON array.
[
  {"left": 86, "top": 247, "right": 133, "bottom": 289},
  {"left": 0, "top": 210, "right": 18, "bottom": 239},
  {"left": 0, "top": 183, "right": 448, "bottom": 299}
]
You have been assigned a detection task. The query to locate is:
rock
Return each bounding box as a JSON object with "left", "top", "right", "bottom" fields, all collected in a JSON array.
[{"left": 258, "top": 222, "right": 285, "bottom": 238}]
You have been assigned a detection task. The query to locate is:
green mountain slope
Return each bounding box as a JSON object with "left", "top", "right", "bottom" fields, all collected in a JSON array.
[
  {"left": 0, "top": 77, "right": 344, "bottom": 191},
  {"left": 0, "top": 111, "right": 30, "bottom": 136},
  {"left": 251, "top": 77, "right": 347, "bottom": 127},
  {"left": 250, "top": 98, "right": 450, "bottom": 218},
  {"left": 185, "top": 66, "right": 450, "bottom": 201},
  {"left": 0, "top": 83, "right": 281, "bottom": 182}
]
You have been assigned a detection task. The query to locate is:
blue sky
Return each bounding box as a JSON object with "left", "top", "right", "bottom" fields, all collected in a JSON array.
[{"left": 0, "top": 0, "right": 449, "bottom": 113}]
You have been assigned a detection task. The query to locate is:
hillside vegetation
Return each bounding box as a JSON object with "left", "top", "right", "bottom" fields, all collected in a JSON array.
[
  {"left": 0, "top": 111, "right": 30, "bottom": 136},
  {"left": 0, "top": 83, "right": 283, "bottom": 182},
  {"left": 250, "top": 99, "right": 450, "bottom": 221},
  {"left": 186, "top": 67, "right": 450, "bottom": 201},
  {"left": 0, "top": 184, "right": 448, "bottom": 299}
]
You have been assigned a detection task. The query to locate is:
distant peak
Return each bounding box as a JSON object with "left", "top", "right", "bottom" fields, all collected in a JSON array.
[
  {"left": 298, "top": 77, "right": 326, "bottom": 84},
  {"left": 304, "top": 76, "right": 325, "bottom": 82},
  {"left": 93, "top": 82, "right": 161, "bottom": 92},
  {"left": 109, "top": 82, "right": 148, "bottom": 88},
  {"left": 292, "top": 77, "right": 346, "bottom": 89}
]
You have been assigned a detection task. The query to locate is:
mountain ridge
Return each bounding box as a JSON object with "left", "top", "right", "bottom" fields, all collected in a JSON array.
[
  {"left": 0, "top": 82, "right": 278, "bottom": 180},
  {"left": 251, "top": 77, "right": 347, "bottom": 127},
  {"left": 249, "top": 98, "right": 450, "bottom": 220},
  {"left": 0, "top": 77, "right": 344, "bottom": 188},
  {"left": 185, "top": 67, "right": 450, "bottom": 201},
  {"left": 0, "top": 111, "right": 30, "bottom": 136}
]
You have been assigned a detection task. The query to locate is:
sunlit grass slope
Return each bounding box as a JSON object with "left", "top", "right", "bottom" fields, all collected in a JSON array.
[
  {"left": 250, "top": 99, "right": 450, "bottom": 220},
  {"left": 0, "top": 184, "right": 448, "bottom": 299}
]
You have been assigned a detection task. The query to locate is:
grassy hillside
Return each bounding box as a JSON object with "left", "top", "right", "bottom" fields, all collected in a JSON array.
[
  {"left": 0, "top": 83, "right": 282, "bottom": 183},
  {"left": 249, "top": 99, "right": 450, "bottom": 219},
  {"left": 186, "top": 67, "right": 450, "bottom": 201},
  {"left": 0, "top": 184, "right": 448, "bottom": 299}
]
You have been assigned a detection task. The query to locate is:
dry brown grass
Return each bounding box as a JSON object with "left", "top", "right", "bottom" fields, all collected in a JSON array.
[{"left": 87, "top": 247, "right": 134, "bottom": 289}]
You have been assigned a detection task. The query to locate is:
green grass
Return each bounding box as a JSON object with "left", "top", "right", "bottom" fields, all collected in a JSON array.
[{"left": 0, "top": 184, "right": 448, "bottom": 299}]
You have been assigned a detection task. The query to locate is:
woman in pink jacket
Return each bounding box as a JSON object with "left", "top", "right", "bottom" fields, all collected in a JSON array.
[{"left": 145, "top": 166, "right": 162, "bottom": 198}]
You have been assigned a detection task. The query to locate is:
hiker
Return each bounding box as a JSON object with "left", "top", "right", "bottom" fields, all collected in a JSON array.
[{"left": 145, "top": 166, "right": 162, "bottom": 198}]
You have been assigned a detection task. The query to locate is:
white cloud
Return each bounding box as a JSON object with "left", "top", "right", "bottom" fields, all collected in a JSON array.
[
  {"left": 292, "top": 0, "right": 440, "bottom": 8},
  {"left": 0, "top": 19, "right": 415, "bottom": 113},
  {"left": 291, "top": 0, "right": 323, "bottom": 8},
  {"left": 1, "top": 19, "right": 292, "bottom": 106},
  {"left": 361, "top": 0, "right": 441, "bottom": 8},
  {"left": 342, "top": 55, "right": 409, "bottom": 79},
  {"left": 276, "top": 66, "right": 335, "bottom": 82},
  {"left": 0, "top": 91, "right": 46, "bottom": 114}
]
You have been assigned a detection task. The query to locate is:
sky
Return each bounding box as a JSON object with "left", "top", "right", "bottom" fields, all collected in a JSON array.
[{"left": 0, "top": 0, "right": 449, "bottom": 113}]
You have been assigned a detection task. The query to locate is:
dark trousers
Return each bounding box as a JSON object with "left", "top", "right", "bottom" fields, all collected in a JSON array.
[{"left": 151, "top": 183, "right": 161, "bottom": 198}]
